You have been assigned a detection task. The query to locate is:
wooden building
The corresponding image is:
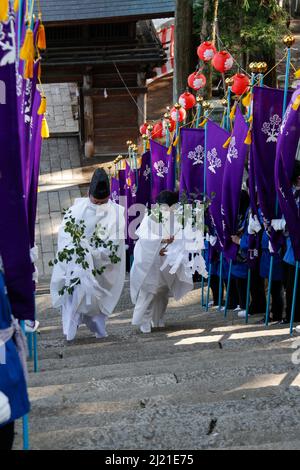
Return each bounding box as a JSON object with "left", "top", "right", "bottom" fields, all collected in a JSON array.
[{"left": 38, "top": 0, "right": 175, "bottom": 157}]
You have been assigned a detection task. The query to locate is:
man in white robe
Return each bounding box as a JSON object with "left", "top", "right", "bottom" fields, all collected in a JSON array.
[
  {"left": 131, "top": 191, "right": 206, "bottom": 333},
  {"left": 51, "top": 169, "right": 126, "bottom": 340}
]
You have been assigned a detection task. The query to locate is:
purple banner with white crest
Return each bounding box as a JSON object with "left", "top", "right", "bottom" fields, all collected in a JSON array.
[
  {"left": 0, "top": 12, "right": 34, "bottom": 320},
  {"left": 251, "top": 87, "right": 292, "bottom": 225},
  {"left": 179, "top": 128, "right": 204, "bottom": 201},
  {"left": 222, "top": 107, "right": 249, "bottom": 260},
  {"left": 275, "top": 87, "right": 300, "bottom": 261},
  {"left": 206, "top": 120, "right": 230, "bottom": 247},
  {"left": 150, "top": 140, "right": 175, "bottom": 203}
]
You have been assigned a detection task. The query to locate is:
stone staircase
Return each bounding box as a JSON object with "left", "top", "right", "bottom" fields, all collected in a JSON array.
[{"left": 12, "top": 280, "right": 300, "bottom": 450}]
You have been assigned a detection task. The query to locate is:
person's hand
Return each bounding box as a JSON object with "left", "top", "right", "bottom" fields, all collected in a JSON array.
[
  {"left": 231, "top": 235, "right": 241, "bottom": 246},
  {"left": 159, "top": 247, "right": 168, "bottom": 257},
  {"left": 0, "top": 391, "right": 11, "bottom": 425},
  {"left": 161, "top": 236, "right": 174, "bottom": 245}
]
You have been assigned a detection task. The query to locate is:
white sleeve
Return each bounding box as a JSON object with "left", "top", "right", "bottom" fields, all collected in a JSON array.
[
  {"left": 0, "top": 391, "right": 11, "bottom": 425},
  {"left": 271, "top": 218, "right": 286, "bottom": 231}
]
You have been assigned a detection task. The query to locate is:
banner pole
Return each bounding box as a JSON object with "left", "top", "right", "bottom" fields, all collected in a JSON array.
[
  {"left": 290, "top": 261, "right": 299, "bottom": 335},
  {"left": 20, "top": 321, "right": 30, "bottom": 450},
  {"left": 195, "top": 100, "right": 202, "bottom": 128},
  {"left": 245, "top": 268, "right": 251, "bottom": 324},
  {"left": 224, "top": 260, "right": 232, "bottom": 318},
  {"left": 218, "top": 252, "right": 223, "bottom": 311},
  {"left": 205, "top": 263, "right": 212, "bottom": 311}
]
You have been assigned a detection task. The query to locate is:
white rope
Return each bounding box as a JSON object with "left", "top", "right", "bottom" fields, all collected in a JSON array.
[
  {"left": 113, "top": 62, "right": 145, "bottom": 119},
  {"left": 215, "top": 32, "right": 250, "bottom": 77}
]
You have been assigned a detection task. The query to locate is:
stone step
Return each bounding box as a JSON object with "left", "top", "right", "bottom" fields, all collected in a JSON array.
[{"left": 13, "top": 401, "right": 300, "bottom": 449}]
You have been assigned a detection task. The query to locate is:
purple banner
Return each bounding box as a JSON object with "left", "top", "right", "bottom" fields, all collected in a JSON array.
[
  {"left": 206, "top": 120, "right": 230, "bottom": 247},
  {"left": 136, "top": 151, "right": 151, "bottom": 206},
  {"left": 0, "top": 14, "right": 34, "bottom": 320},
  {"left": 179, "top": 128, "right": 204, "bottom": 201},
  {"left": 27, "top": 90, "right": 43, "bottom": 248},
  {"left": 222, "top": 107, "right": 249, "bottom": 260},
  {"left": 150, "top": 140, "right": 175, "bottom": 203},
  {"left": 110, "top": 176, "right": 120, "bottom": 204},
  {"left": 251, "top": 86, "right": 292, "bottom": 224},
  {"left": 275, "top": 87, "right": 300, "bottom": 261}
]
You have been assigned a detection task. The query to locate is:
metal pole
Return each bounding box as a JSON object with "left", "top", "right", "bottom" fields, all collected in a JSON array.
[
  {"left": 224, "top": 260, "right": 232, "bottom": 318},
  {"left": 205, "top": 263, "right": 212, "bottom": 311},
  {"left": 245, "top": 268, "right": 251, "bottom": 324},
  {"left": 20, "top": 321, "right": 29, "bottom": 450},
  {"left": 218, "top": 252, "right": 223, "bottom": 311},
  {"left": 290, "top": 261, "right": 299, "bottom": 335}
]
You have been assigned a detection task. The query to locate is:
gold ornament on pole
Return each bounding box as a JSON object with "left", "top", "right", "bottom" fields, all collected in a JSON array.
[
  {"left": 283, "top": 35, "right": 295, "bottom": 48},
  {"left": 225, "top": 77, "right": 234, "bottom": 87},
  {"left": 202, "top": 101, "right": 211, "bottom": 110},
  {"left": 249, "top": 62, "right": 259, "bottom": 74}
]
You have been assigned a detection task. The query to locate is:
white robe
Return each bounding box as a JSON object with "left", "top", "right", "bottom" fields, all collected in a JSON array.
[
  {"left": 50, "top": 198, "right": 126, "bottom": 340},
  {"left": 130, "top": 211, "right": 205, "bottom": 331}
]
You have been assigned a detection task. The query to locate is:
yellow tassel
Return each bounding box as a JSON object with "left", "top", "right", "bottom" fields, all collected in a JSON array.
[
  {"left": 38, "top": 96, "right": 47, "bottom": 115},
  {"left": 41, "top": 117, "right": 50, "bottom": 139},
  {"left": 199, "top": 118, "right": 207, "bottom": 127},
  {"left": 292, "top": 94, "right": 300, "bottom": 111},
  {"left": 0, "top": 0, "right": 9, "bottom": 21},
  {"left": 14, "top": 0, "right": 19, "bottom": 12},
  {"left": 223, "top": 136, "right": 231, "bottom": 149},
  {"left": 294, "top": 68, "right": 300, "bottom": 79},
  {"left": 37, "top": 23, "right": 46, "bottom": 50},
  {"left": 248, "top": 115, "right": 253, "bottom": 124},
  {"left": 146, "top": 140, "right": 150, "bottom": 150},
  {"left": 242, "top": 92, "right": 252, "bottom": 108},
  {"left": 229, "top": 104, "right": 237, "bottom": 121},
  {"left": 167, "top": 145, "right": 173, "bottom": 155},
  {"left": 24, "top": 59, "right": 34, "bottom": 79},
  {"left": 244, "top": 129, "right": 252, "bottom": 145},
  {"left": 173, "top": 135, "right": 180, "bottom": 147},
  {"left": 20, "top": 29, "right": 35, "bottom": 62}
]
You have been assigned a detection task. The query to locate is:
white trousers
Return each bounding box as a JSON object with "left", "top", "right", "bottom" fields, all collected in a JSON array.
[
  {"left": 132, "top": 287, "right": 169, "bottom": 332},
  {"left": 81, "top": 313, "right": 107, "bottom": 339}
]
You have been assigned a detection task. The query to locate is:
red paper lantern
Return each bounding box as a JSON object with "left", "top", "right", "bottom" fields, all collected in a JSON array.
[
  {"left": 139, "top": 122, "right": 149, "bottom": 135},
  {"left": 163, "top": 118, "right": 175, "bottom": 134},
  {"left": 212, "top": 51, "right": 234, "bottom": 73},
  {"left": 197, "top": 41, "right": 217, "bottom": 62},
  {"left": 179, "top": 91, "right": 196, "bottom": 110},
  {"left": 188, "top": 71, "right": 207, "bottom": 91},
  {"left": 170, "top": 106, "right": 186, "bottom": 123},
  {"left": 231, "top": 73, "right": 250, "bottom": 96},
  {"left": 152, "top": 121, "right": 164, "bottom": 139}
]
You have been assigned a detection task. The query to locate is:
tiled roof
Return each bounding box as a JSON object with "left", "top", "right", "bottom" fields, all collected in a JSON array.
[{"left": 38, "top": 0, "right": 175, "bottom": 23}]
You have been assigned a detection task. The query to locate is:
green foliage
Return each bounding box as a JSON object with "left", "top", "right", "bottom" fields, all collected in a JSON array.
[
  {"left": 193, "top": 0, "right": 288, "bottom": 61},
  {"left": 49, "top": 212, "right": 121, "bottom": 296}
]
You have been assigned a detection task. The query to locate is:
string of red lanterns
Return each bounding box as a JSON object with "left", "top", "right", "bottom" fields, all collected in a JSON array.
[{"left": 139, "top": 40, "right": 250, "bottom": 140}]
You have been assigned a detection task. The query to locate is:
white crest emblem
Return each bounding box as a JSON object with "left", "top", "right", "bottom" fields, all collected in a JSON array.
[
  {"left": 154, "top": 160, "right": 168, "bottom": 178},
  {"left": 188, "top": 144, "right": 204, "bottom": 166},
  {"left": 227, "top": 136, "right": 238, "bottom": 163},
  {"left": 143, "top": 165, "right": 151, "bottom": 181},
  {"left": 0, "top": 17, "right": 16, "bottom": 67},
  {"left": 261, "top": 114, "right": 282, "bottom": 143},
  {"left": 207, "top": 148, "right": 222, "bottom": 174},
  {"left": 131, "top": 184, "right": 137, "bottom": 198},
  {"left": 111, "top": 191, "right": 119, "bottom": 203}
]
